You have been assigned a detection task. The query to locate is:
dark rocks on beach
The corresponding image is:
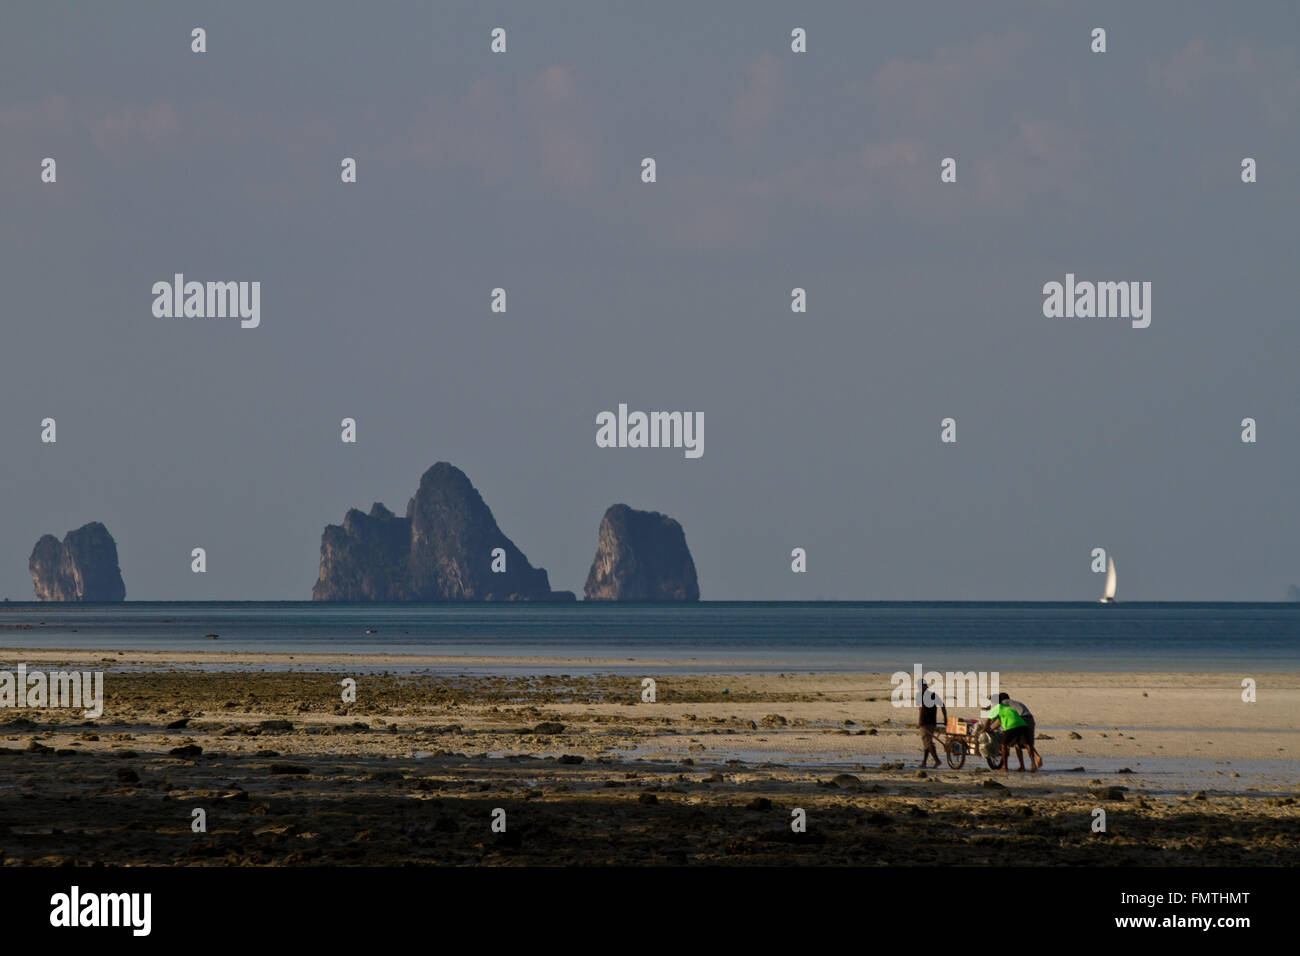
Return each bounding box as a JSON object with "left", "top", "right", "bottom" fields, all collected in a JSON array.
[
  {"left": 532, "top": 722, "right": 565, "bottom": 735},
  {"left": 165, "top": 718, "right": 190, "bottom": 730},
  {"left": 28, "top": 522, "right": 126, "bottom": 602},
  {"left": 557, "top": 754, "right": 584, "bottom": 765},
  {"left": 1067, "top": 731, "right": 1083, "bottom": 740},
  {"left": 312, "top": 462, "right": 573, "bottom": 602},
  {"left": 980, "top": 779, "right": 1007, "bottom": 791},
  {"left": 1089, "top": 787, "right": 1126, "bottom": 801},
  {"left": 830, "top": 773, "right": 861, "bottom": 791},
  {"left": 746, "top": 797, "right": 772, "bottom": 811},
  {"left": 117, "top": 768, "right": 140, "bottom": 785},
  {"left": 583, "top": 504, "right": 699, "bottom": 601},
  {"left": 269, "top": 764, "right": 311, "bottom": 775},
  {"left": 168, "top": 745, "right": 202, "bottom": 759},
  {"left": 492, "top": 829, "right": 523, "bottom": 849},
  {"left": 763, "top": 827, "right": 827, "bottom": 845}
]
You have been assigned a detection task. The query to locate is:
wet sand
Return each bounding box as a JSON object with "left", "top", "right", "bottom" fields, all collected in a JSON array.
[{"left": 0, "top": 649, "right": 1296, "bottom": 865}]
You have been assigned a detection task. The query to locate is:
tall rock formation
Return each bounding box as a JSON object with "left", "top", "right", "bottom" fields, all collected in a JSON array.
[
  {"left": 313, "top": 462, "right": 573, "bottom": 602},
  {"left": 313, "top": 504, "right": 412, "bottom": 601},
  {"left": 583, "top": 504, "right": 699, "bottom": 601},
  {"left": 29, "top": 522, "right": 126, "bottom": 601}
]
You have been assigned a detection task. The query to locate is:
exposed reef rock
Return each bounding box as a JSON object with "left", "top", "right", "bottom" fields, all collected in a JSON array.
[
  {"left": 583, "top": 504, "right": 699, "bottom": 602},
  {"left": 29, "top": 522, "right": 126, "bottom": 602},
  {"left": 313, "top": 462, "right": 574, "bottom": 602}
]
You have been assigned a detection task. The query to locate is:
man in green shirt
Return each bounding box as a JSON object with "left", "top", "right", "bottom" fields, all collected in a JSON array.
[{"left": 980, "top": 696, "right": 1033, "bottom": 772}]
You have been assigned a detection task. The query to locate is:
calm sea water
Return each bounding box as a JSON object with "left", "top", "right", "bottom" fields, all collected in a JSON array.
[{"left": 1, "top": 602, "right": 1297, "bottom": 674}]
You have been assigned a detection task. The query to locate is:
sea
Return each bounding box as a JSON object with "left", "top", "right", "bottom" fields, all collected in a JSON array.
[{"left": 1, "top": 601, "right": 1296, "bottom": 675}]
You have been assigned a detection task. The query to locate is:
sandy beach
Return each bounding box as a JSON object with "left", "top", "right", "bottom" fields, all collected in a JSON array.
[{"left": 1, "top": 647, "right": 1296, "bottom": 866}]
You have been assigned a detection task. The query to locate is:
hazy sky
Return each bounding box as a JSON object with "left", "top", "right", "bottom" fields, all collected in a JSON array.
[{"left": 2, "top": 1, "right": 1298, "bottom": 601}]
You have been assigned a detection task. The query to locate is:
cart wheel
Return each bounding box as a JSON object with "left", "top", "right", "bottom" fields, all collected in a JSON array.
[
  {"left": 944, "top": 737, "right": 966, "bottom": 769},
  {"left": 984, "top": 733, "right": 1004, "bottom": 770}
]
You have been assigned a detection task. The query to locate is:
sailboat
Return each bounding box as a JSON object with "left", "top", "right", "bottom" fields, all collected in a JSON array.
[{"left": 1099, "top": 556, "right": 1117, "bottom": 604}]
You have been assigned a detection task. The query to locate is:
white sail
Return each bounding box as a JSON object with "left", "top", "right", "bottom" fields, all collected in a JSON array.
[{"left": 1102, "top": 557, "right": 1117, "bottom": 602}]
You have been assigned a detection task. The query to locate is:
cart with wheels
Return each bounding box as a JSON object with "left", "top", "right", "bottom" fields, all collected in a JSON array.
[{"left": 938, "top": 715, "right": 1003, "bottom": 769}]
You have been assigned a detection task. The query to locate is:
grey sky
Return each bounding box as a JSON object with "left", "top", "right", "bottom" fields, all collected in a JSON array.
[{"left": 2, "top": 1, "right": 1297, "bottom": 601}]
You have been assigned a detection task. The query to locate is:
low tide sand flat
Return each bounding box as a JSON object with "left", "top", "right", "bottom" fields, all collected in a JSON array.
[{"left": 1, "top": 648, "right": 1295, "bottom": 866}]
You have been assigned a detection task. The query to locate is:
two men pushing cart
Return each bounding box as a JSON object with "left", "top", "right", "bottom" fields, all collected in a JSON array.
[{"left": 919, "top": 683, "right": 1043, "bottom": 772}]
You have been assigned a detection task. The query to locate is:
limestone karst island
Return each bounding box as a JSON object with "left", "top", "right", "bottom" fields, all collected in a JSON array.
[
  {"left": 312, "top": 462, "right": 698, "bottom": 602},
  {"left": 29, "top": 521, "right": 126, "bottom": 602}
]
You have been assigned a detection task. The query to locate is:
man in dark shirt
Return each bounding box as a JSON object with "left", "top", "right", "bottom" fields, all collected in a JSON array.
[
  {"left": 918, "top": 679, "right": 948, "bottom": 768},
  {"left": 1001, "top": 693, "right": 1043, "bottom": 769}
]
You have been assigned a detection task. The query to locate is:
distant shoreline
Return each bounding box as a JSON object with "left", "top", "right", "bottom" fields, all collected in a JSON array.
[
  {"left": 4, "top": 602, "right": 1295, "bottom": 673},
  {"left": 2, "top": 647, "right": 1295, "bottom": 676},
  {"left": 1, "top": 645, "right": 720, "bottom": 669},
  {"left": 4, "top": 646, "right": 1300, "bottom": 678}
]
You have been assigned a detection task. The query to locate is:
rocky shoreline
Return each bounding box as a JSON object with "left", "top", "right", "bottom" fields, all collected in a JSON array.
[{"left": 0, "top": 663, "right": 1295, "bottom": 866}]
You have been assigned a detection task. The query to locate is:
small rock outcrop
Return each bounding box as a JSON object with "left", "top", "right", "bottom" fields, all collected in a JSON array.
[
  {"left": 29, "top": 522, "right": 126, "bottom": 601},
  {"left": 313, "top": 504, "right": 411, "bottom": 601},
  {"left": 313, "top": 462, "right": 574, "bottom": 602},
  {"left": 583, "top": 504, "right": 699, "bottom": 601}
]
